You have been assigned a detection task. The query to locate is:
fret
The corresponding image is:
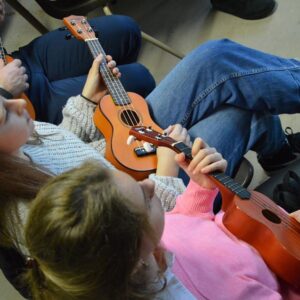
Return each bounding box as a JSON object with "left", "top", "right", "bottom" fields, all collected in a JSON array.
[
  {"left": 173, "top": 141, "right": 193, "bottom": 159},
  {"left": 211, "top": 172, "right": 250, "bottom": 199},
  {"left": 86, "top": 39, "right": 131, "bottom": 106}
]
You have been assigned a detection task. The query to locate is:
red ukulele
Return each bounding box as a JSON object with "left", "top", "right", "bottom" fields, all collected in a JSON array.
[
  {"left": 64, "top": 15, "right": 161, "bottom": 180},
  {"left": 129, "top": 125, "right": 300, "bottom": 290},
  {"left": 0, "top": 38, "right": 35, "bottom": 119}
]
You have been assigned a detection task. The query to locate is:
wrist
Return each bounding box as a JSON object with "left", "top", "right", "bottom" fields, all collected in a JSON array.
[
  {"left": 0, "top": 86, "right": 13, "bottom": 99},
  {"left": 81, "top": 94, "right": 97, "bottom": 105},
  {"left": 156, "top": 147, "right": 179, "bottom": 177}
]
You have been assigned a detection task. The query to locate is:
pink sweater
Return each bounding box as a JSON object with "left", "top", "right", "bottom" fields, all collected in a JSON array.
[{"left": 161, "top": 180, "right": 300, "bottom": 300}]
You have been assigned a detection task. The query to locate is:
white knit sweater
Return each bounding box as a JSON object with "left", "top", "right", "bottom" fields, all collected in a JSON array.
[{"left": 22, "top": 95, "right": 186, "bottom": 211}]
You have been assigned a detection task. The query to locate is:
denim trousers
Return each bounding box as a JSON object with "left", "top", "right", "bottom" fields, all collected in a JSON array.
[
  {"left": 146, "top": 39, "right": 300, "bottom": 176},
  {"left": 12, "top": 15, "right": 155, "bottom": 124}
]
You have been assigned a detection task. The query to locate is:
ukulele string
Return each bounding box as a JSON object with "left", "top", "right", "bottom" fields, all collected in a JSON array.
[
  {"left": 91, "top": 40, "right": 141, "bottom": 128},
  {"left": 201, "top": 163, "right": 300, "bottom": 237},
  {"left": 81, "top": 21, "right": 141, "bottom": 128},
  {"left": 88, "top": 40, "right": 145, "bottom": 150},
  {"left": 80, "top": 21, "right": 145, "bottom": 149},
  {"left": 250, "top": 192, "right": 300, "bottom": 236},
  {"left": 68, "top": 19, "right": 144, "bottom": 150}
]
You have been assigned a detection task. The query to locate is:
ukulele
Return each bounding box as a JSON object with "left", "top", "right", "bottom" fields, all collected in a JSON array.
[
  {"left": 129, "top": 125, "right": 300, "bottom": 290},
  {"left": 0, "top": 38, "right": 35, "bottom": 119},
  {"left": 63, "top": 15, "right": 161, "bottom": 180}
]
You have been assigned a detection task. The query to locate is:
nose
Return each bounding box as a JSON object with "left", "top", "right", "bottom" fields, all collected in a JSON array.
[{"left": 5, "top": 98, "right": 27, "bottom": 116}]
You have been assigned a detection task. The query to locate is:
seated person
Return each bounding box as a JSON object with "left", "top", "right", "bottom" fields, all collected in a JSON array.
[
  {"left": 0, "top": 38, "right": 300, "bottom": 296},
  {"left": 23, "top": 141, "right": 300, "bottom": 299},
  {"left": 0, "top": 0, "right": 155, "bottom": 124}
]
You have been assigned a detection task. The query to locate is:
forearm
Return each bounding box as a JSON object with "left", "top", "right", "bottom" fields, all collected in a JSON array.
[
  {"left": 59, "top": 95, "right": 103, "bottom": 142},
  {"left": 155, "top": 147, "right": 179, "bottom": 177}
]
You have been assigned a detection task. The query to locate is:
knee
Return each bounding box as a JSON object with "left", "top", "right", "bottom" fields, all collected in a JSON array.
[
  {"left": 91, "top": 15, "right": 141, "bottom": 41},
  {"left": 132, "top": 63, "right": 156, "bottom": 96},
  {"left": 121, "top": 63, "right": 156, "bottom": 97},
  {"left": 184, "top": 39, "right": 244, "bottom": 76},
  {"left": 191, "top": 39, "right": 237, "bottom": 62}
]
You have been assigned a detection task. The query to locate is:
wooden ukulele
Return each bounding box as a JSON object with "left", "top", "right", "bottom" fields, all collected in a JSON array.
[
  {"left": 64, "top": 15, "right": 161, "bottom": 180},
  {"left": 129, "top": 125, "right": 300, "bottom": 290},
  {"left": 0, "top": 38, "right": 35, "bottom": 119}
]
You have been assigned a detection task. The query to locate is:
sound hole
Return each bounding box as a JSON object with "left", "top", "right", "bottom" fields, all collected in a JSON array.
[
  {"left": 120, "top": 110, "right": 140, "bottom": 126},
  {"left": 261, "top": 209, "right": 281, "bottom": 224}
]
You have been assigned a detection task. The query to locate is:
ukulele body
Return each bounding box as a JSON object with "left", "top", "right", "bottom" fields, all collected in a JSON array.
[
  {"left": 94, "top": 92, "right": 162, "bottom": 180},
  {"left": 222, "top": 190, "right": 300, "bottom": 290},
  {"left": 5, "top": 56, "right": 35, "bottom": 119}
]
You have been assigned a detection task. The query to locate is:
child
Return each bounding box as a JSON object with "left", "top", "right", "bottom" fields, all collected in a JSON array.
[{"left": 24, "top": 139, "right": 300, "bottom": 299}]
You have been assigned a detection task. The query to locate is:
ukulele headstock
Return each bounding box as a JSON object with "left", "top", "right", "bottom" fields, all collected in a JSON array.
[
  {"left": 129, "top": 126, "right": 181, "bottom": 152},
  {"left": 63, "top": 15, "right": 95, "bottom": 41}
]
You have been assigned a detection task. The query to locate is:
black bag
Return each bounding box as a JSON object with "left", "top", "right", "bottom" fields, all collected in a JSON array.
[{"left": 255, "top": 160, "right": 300, "bottom": 213}]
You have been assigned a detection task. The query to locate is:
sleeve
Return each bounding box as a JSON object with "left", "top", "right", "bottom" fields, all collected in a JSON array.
[
  {"left": 149, "top": 174, "right": 186, "bottom": 212},
  {"left": 170, "top": 180, "right": 218, "bottom": 217},
  {"left": 59, "top": 95, "right": 103, "bottom": 143}
]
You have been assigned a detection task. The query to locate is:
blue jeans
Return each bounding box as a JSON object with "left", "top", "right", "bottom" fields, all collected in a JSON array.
[
  {"left": 12, "top": 15, "right": 156, "bottom": 124},
  {"left": 146, "top": 39, "right": 300, "bottom": 176}
]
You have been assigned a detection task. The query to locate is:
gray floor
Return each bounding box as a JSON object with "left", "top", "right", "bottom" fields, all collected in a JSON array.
[{"left": 1, "top": 0, "right": 300, "bottom": 298}]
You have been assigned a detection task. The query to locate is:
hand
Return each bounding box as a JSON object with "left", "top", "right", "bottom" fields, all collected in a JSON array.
[
  {"left": 175, "top": 138, "right": 227, "bottom": 189},
  {"left": 290, "top": 210, "right": 300, "bottom": 223},
  {"left": 0, "top": 0, "right": 5, "bottom": 23},
  {"left": 81, "top": 54, "right": 121, "bottom": 104},
  {"left": 0, "top": 59, "right": 29, "bottom": 96},
  {"left": 156, "top": 124, "right": 191, "bottom": 177}
]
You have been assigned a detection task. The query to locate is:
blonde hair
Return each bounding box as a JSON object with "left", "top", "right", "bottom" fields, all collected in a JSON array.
[{"left": 25, "top": 162, "right": 164, "bottom": 300}]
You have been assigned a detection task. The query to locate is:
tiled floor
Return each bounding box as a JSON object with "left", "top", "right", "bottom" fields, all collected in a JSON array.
[{"left": 1, "top": 0, "right": 300, "bottom": 298}]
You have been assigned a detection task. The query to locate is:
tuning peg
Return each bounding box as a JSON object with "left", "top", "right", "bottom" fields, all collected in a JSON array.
[
  {"left": 59, "top": 26, "right": 67, "bottom": 31},
  {"left": 143, "top": 142, "right": 153, "bottom": 153},
  {"left": 65, "top": 33, "right": 73, "bottom": 40},
  {"left": 127, "top": 135, "right": 136, "bottom": 145}
]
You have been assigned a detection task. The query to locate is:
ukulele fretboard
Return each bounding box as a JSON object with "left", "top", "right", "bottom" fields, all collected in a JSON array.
[
  {"left": 173, "top": 141, "right": 250, "bottom": 199},
  {"left": 86, "top": 38, "right": 131, "bottom": 106}
]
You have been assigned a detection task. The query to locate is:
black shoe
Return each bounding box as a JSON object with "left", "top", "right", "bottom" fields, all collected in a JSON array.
[{"left": 211, "top": 0, "right": 277, "bottom": 20}]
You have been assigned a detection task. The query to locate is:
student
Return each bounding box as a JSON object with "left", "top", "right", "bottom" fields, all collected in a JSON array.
[
  {"left": 0, "top": 0, "right": 155, "bottom": 124},
  {"left": 23, "top": 143, "right": 300, "bottom": 299},
  {"left": 0, "top": 39, "right": 300, "bottom": 296}
]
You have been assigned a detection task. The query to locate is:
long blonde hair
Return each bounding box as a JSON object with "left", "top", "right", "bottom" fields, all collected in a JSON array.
[{"left": 25, "top": 162, "right": 164, "bottom": 300}]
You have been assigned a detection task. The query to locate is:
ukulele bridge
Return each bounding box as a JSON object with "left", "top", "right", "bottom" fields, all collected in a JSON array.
[{"left": 134, "top": 145, "right": 156, "bottom": 157}]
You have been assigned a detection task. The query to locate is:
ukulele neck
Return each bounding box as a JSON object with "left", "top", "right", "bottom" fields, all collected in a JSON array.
[
  {"left": 172, "top": 141, "right": 251, "bottom": 200},
  {"left": 85, "top": 38, "right": 131, "bottom": 106}
]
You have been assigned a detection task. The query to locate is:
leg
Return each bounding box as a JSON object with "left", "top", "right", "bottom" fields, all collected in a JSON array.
[
  {"left": 187, "top": 107, "right": 285, "bottom": 176},
  {"left": 13, "top": 15, "right": 142, "bottom": 81},
  {"left": 146, "top": 39, "right": 300, "bottom": 131}
]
